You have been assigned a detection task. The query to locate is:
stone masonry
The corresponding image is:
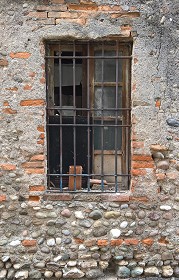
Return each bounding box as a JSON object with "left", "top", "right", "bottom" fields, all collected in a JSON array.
[{"left": 0, "top": 0, "right": 179, "bottom": 279}]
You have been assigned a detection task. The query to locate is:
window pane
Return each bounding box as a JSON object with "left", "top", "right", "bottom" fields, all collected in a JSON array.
[
  {"left": 94, "top": 50, "right": 122, "bottom": 82},
  {"left": 94, "top": 120, "right": 122, "bottom": 150},
  {"left": 94, "top": 86, "right": 122, "bottom": 116}
]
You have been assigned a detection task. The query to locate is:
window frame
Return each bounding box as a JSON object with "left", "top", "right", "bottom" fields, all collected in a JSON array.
[{"left": 45, "top": 40, "right": 132, "bottom": 192}]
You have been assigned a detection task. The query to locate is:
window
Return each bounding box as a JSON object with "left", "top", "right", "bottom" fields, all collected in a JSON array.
[{"left": 46, "top": 40, "right": 131, "bottom": 192}]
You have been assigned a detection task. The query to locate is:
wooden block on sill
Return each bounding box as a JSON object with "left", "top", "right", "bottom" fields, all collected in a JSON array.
[{"left": 68, "top": 165, "right": 82, "bottom": 191}]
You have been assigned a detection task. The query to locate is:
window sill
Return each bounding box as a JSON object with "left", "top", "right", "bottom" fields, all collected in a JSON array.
[{"left": 43, "top": 191, "right": 130, "bottom": 202}]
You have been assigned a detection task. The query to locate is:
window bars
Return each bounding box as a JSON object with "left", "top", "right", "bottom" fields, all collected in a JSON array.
[{"left": 46, "top": 40, "right": 132, "bottom": 193}]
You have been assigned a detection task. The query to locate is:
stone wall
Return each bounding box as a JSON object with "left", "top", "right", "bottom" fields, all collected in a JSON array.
[{"left": 0, "top": 0, "right": 179, "bottom": 279}]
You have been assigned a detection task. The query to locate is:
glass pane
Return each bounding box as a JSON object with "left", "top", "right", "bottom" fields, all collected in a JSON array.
[
  {"left": 94, "top": 87, "right": 122, "bottom": 117},
  {"left": 94, "top": 120, "right": 122, "bottom": 150},
  {"left": 94, "top": 50, "right": 122, "bottom": 82}
]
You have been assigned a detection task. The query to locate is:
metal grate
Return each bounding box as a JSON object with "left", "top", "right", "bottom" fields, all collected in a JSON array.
[{"left": 46, "top": 40, "right": 132, "bottom": 193}]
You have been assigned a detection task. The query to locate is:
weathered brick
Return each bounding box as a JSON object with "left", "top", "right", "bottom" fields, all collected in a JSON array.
[
  {"left": 36, "top": 5, "right": 67, "bottom": 11},
  {"left": 98, "top": 5, "right": 123, "bottom": 12},
  {"left": 97, "top": 240, "right": 108, "bottom": 246},
  {"left": 30, "top": 155, "right": 44, "bottom": 161},
  {"left": 40, "top": 77, "right": 46, "bottom": 84},
  {"left": 0, "top": 164, "right": 16, "bottom": 171},
  {"left": 150, "top": 144, "right": 168, "bottom": 151},
  {"left": 20, "top": 99, "right": 45, "bottom": 106},
  {"left": 74, "top": 238, "right": 84, "bottom": 244},
  {"left": 3, "top": 101, "right": 9, "bottom": 106},
  {"left": 111, "top": 12, "right": 140, "bottom": 19},
  {"left": 29, "top": 72, "right": 36, "bottom": 77},
  {"left": 23, "top": 84, "right": 32, "bottom": 90},
  {"left": 131, "top": 169, "right": 146, "bottom": 176},
  {"left": 28, "top": 12, "right": 47, "bottom": 18},
  {"left": 130, "top": 196, "right": 149, "bottom": 202},
  {"left": 142, "top": 238, "right": 154, "bottom": 246},
  {"left": 110, "top": 239, "right": 123, "bottom": 246},
  {"left": 10, "top": 52, "right": 31, "bottom": 59},
  {"left": 29, "top": 196, "right": 40, "bottom": 202},
  {"left": 0, "top": 58, "right": 8, "bottom": 66},
  {"left": 22, "top": 240, "right": 37, "bottom": 246},
  {"left": 25, "top": 168, "right": 45, "bottom": 174},
  {"left": 48, "top": 11, "right": 78, "bottom": 18},
  {"left": 68, "top": 4, "right": 98, "bottom": 11},
  {"left": 22, "top": 162, "right": 44, "bottom": 168},
  {"left": 124, "top": 239, "right": 139, "bottom": 245},
  {"left": 51, "top": 0, "right": 65, "bottom": 3},
  {"left": 0, "top": 195, "right": 6, "bottom": 202},
  {"left": 132, "top": 161, "right": 154, "bottom": 169},
  {"left": 156, "top": 173, "right": 166, "bottom": 181},
  {"left": 132, "top": 155, "right": 153, "bottom": 161},
  {"left": 155, "top": 99, "right": 161, "bottom": 108},
  {"left": 37, "top": 139, "right": 44, "bottom": 145},
  {"left": 5, "top": 87, "right": 18, "bottom": 91},
  {"left": 132, "top": 141, "right": 144, "bottom": 149},
  {"left": 29, "top": 185, "right": 45, "bottom": 192},
  {"left": 37, "top": 125, "right": 45, "bottom": 132},
  {"left": 3, "top": 108, "right": 17, "bottom": 114},
  {"left": 36, "top": 18, "right": 56, "bottom": 25},
  {"left": 84, "top": 239, "right": 97, "bottom": 247},
  {"left": 56, "top": 18, "right": 86, "bottom": 25}
]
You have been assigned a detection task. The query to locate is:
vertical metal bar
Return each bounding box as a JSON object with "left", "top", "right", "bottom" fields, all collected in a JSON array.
[
  {"left": 59, "top": 43, "right": 63, "bottom": 191},
  {"left": 46, "top": 45, "right": 50, "bottom": 189},
  {"left": 115, "top": 41, "right": 119, "bottom": 192},
  {"left": 87, "top": 42, "right": 91, "bottom": 192},
  {"left": 73, "top": 41, "right": 76, "bottom": 191},
  {"left": 101, "top": 42, "right": 104, "bottom": 191}
]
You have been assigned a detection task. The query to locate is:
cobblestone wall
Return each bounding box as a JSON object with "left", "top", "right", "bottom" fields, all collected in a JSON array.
[{"left": 0, "top": 0, "right": 179, "bottom": 279}]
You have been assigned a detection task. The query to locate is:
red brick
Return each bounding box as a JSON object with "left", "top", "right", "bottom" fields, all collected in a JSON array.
[
  {"left": 132, "top": 161, "right": 154, "bottom": 169},
  {"left": 0, "top": 195, "right": 6, "bottom": 202},
  {"left": 3, "top": 108, "right": 17, "bottom": 114},
  {"left": 25, "top": 168, "right": 44, "bottom": 174},
  {"left": 0, "top": 59, "right": 8, "bottom": 66},
  {"left": 10, "top": 52, "right": 31, "bottom": 59},
  {"left": 39, "top": 133, "right": 45, "bottom": 139},
  {"left": 124, "top": 239, "right": 139, "bottom": 245},
  {"left": 142, "top": 238, "right": 154, "bottom": 246},
  {"left": 30, "top": 155, "right": 44, "bottom": 161},
  {"left": 98, "top": 5, "right": 123, "bottom": 12},
  {"left": 5, "top": 87, "right": 18, "bottom": 91},
  {"left": 132, "top": 155, "right": 153, "bottom": 161},
  {"left": 28, "top": 12, "right": 47, "bottom": 18},
  {"left": 97, "top": 240, "right": 108, "bottom": 246},
  {"left": 29, "top": 72, "right": 36, "bottom": 77},
  {"left": 68, "top": 4, "right": 98, "bottom": 11},
  {"left": 0, "top": 164, "right": 16, "bottom": 171},
  {"left": 111, "top": 12, "right": 140, "bottom": 19},
  {"left": 110, "top": 239, "right": 123, "bottom": 246},
  {"left": 132, "top": 169, "right": 146, "bottom": 176},
  {"left": 29, "top": 196, "right": 40, "bottom": 202},
  {"left": 132, "top": 141, "right": 144, "bottom": 149},
  {"left": 29, "top": 185, "right": 45, "bottom": 192},
  {"left": 37, "top": 139, "right": 44, "bottom": 145},
  {"left": 130, "top": 196, "right": 149, "bottom": 202},
  {"left": 23, "top": 84, "right": 32, "bottom": 90},
  {"left": 22, "top": 162, "right": 44, "bottom": 168},
  {"left": 22, "top": 240, "right": 37, "bottom": 246},
  {"left": 158, "top": 237, "right": 169, "bottom": 244},
  {"left": 155, "top": 100, "right": 161, "bottom": 108},
  {"left": 20, "top": 99, "right": 45, "bottom": 106},
  {"left": 37, "top": 125, "right": 45, "bottom": 132},
  {"left": 40, "top": 77, "right": 46, "bottom": 84},
  {"left": 74, "top": 238, "right": 84, "bottom": 244},
  {"left": 3, "top": 101, "right": 10, "bottom": 106}
]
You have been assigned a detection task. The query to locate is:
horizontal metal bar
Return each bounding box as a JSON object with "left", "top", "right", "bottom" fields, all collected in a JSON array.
[
  {"left": 46, "top": 190, "right": 126, "bottom": 194},
  {"left": 47, "top": 123, "right": 131, "bottom": 127},
  {"left": 45, "top": 55, "right": 132, "bottom": 59},
  {"left": 47, "top": 107, "right": 131, "bottom": 111},
  {"left": 47, "top": 173, "right": 131, "bottom": 177}
]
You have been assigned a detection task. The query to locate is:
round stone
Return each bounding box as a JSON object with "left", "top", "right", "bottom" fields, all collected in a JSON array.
[
  {"left": 120, "top": 221, "right": 128, "bottom": 228},
  {"left": 148, "top": 212, "right": 160, "bottom": 221},
  {"left": 162, "top": 265, "right": 173, "bottom": 277},
  {"left": 79, "top": 220, "right": 92, "bottom": 228},
  {"left": 117, "top": 266, "right": 130, "bottom": 278},
  {"left": 137, "top": 210, "right": 146, "bottom": 219},
  {"left": 160, "top": 205, "right": 172, "bottom": 211},
  {"left": 47, "top": 238, "right": 55, "bottom": 246},
  {"left": 174, "top": 267, "right": 179, "bottom": 277},
  {"left": 93, "top": 228, "right": 107, "bottom": 237},
  {"left": 74, "top": 211, "right": 84, "bottom": 219},
  {"left": 89, "top": 210, "right": 102, "bottom": 220},
  {"left": 44, "top": 270, "right": 53, "bottom": 278},
  {"left": 144, "top": 267, "right": 159, "bottom": 276},
  {"left": 110, "top": 229, "right": 121, "bottom": 239},
  {"left": 61, "top": 209, "right": 72, "bottom": 217},
  {"left": 55, "top": 271, "right": 62, "bottom": 278},
  {"left": 157, "top": 160, "right": 169, "bottom": 170},
  {"left": 131, "top": 267, "right": 143, "bottom": 277}
]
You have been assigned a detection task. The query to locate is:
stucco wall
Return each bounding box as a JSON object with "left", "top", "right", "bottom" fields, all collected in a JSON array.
[{"left": 0, "top": 0, "right": 178, "bottom": 279}]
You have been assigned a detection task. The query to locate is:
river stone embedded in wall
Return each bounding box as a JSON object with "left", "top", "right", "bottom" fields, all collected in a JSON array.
[
  {"left": 166, "top": 118, "right": 179, "bottom": 127},
  {"left": 63, "top": 267, "right": 85, "bottom": 278},
  {"left": 117, "top": 266, "right": 131, "bottom": 277},
  {"left": 162, "top": 265, "right": 174, "bottom": 277},
  {"left": 89, "top": 210, "right": 102, "bottom": 220},
  {"left": 157, "top": 160, "right": 169, "bottom": 170},
  {"left": 144, "top": 267, "right": 159, "bottom": 276}
]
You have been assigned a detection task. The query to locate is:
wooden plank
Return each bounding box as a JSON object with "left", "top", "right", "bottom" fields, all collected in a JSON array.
[{"left": 68, "top": 165, "right": 82, "bottom": 190}]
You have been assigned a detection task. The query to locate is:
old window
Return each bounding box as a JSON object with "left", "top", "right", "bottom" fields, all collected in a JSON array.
[{"left": 46, "top": 40, "right": 131, "bottom": 192}]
